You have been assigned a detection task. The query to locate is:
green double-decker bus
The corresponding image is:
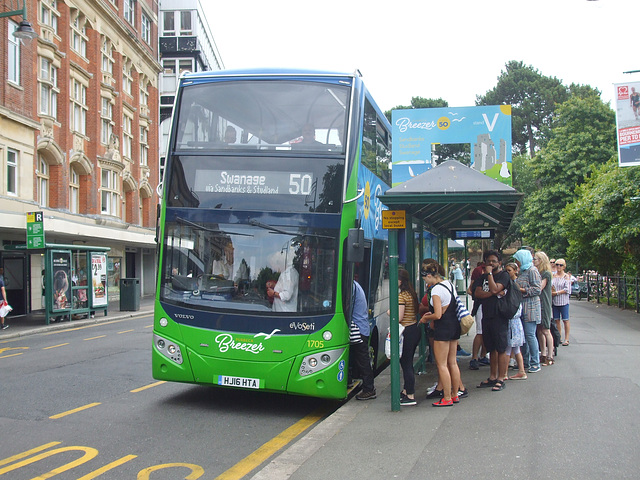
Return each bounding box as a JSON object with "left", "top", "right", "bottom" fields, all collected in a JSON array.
[{"left": 153, "top": 69, "right": 392, "bottom": 399}]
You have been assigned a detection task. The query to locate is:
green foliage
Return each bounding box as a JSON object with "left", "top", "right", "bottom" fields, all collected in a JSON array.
[
  {"left": 519, "top": 92, "right": 616, "bottom": 257},
  {"left": 476, "top": 60, "right": 569, "bottom": 157},
  {"left": 384, "top": 96, "right": 448, "bottom": 121},
  {"left": 563, "top": 158, "right": 640, "bottom": 274}
]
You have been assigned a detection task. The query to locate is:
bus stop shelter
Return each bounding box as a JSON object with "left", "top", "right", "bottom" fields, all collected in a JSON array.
[{"left": 378, "top": 160, "right": 523, "bottom": 411}]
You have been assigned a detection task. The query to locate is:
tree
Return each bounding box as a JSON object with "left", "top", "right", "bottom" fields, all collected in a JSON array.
[
  {"left": 476, "top": 61, "right": 569, "bottom": 157},
  {"left": 519, "top": 91, "right": 617, "bottom": 255},
  {"left": 384, "top": 96, "right": 448, "bottom": 122},
  {"left": 563, "top": 158, "right": 640, "bottom": 274}
]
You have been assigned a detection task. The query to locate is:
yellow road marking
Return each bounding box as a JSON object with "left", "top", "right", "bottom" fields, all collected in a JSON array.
[
  {"left": 130, "top": 381, "right": 166, "bottom": 393},
  {"left": 144, "top": 324, "right": 153, "bottom": 328},
  {"left": 117, "top": 329, "right": 135, "bottom": 334},
  {"left": 84, "top": 335, "right": 107, "bottom": 341},
  {"left": 76, "top": 454, "right": 138, "bottom": 479},
  {"left": 0, "top": 352, "right": 24, "bottom": 359},
  {"left": 214, "top": 406, "right": 327, "bottom": 480},
  {"left": 43, "top": 343, "right": 69, "bottom": 350},
  {"left": 50, "top": 402, "right": 101, "bottom": 419},
  {"left": 0, "top": 441, "right": 61, "bottom": 467},
  {"left": 138, "top": 463, "right": 204, "bottom": 479},
  {"left": 0, "top": 346, "right": 29, "bottom": 354}
]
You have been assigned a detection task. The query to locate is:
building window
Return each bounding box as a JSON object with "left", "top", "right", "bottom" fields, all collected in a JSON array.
[
  {"left": 122, "top": 61, "right": 133, "bottom": 96},
  {"left": 140, "top": 126, "right": 148, "bottom": 166},
  {"left": 163, "top": 11, "right": 175, "bottom": 36},
  {"left": 7, "top": 149, "right": 18, "bottom": 195},
  {"left": 101, "top": 97, "right": 114, "bottom": 145},
  {"left": 8, "top": 21, "right": 20, "bottom": 85},
  {"left": 180, "top": 11, "right": 192, "bottom": 35},
  {"left": 122, "top": 112, "right": 133, "bottom": 160},
  {"left": 139, "top": 82, "right": 148, "bottom": 108},
  {"left": 124, "top": 0, "right": 136, "bottom": 26},
  {"left": 40, "top": 0, "right": 58, "bottom": 34},
  {"left": 71, "top": 14, "right": 88, "bottom": 58},
  {"left": 101, "top": 169, "right": 120, "bottom": 215},
  {"left": 70, "top": 79, "right": 87, "bottom": 135},
  {"left": 141, "top": 12, "right": 151, "bottom": 44},
  {"left": 37, "top": 155, "right": 49, "bottom": 207},
  {"left": 101, "top": 36, "right": 114, "bottom": 75},
  {"left": 70, "top": 167, "right": 79, "bottom": 214},
  {"left": 39, "top": 57, "right": 58, "bottom": 118}
]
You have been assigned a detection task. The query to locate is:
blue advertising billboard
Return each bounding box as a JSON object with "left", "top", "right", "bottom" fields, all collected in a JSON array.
[
  {"left": 391, "top": 106, "right": 513, "bottom": 186},
  {"left": 357, "top": 165, "right": 389, "bottom": 241}
]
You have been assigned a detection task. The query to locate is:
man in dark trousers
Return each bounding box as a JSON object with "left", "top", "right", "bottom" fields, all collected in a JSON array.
[
  {"left": 350, "top": 280, "right": 376, "bottom": 400},
  {"left": 473, "top": 250, "right": 510, "bottom": 391}
]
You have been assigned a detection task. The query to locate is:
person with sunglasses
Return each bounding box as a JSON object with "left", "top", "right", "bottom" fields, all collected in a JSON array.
[
  {"left": 552, "top": 259, "right": 571, "bottom": 345},
  {"left": 419, "top": 260, "right": 465, "bottom": 406}
]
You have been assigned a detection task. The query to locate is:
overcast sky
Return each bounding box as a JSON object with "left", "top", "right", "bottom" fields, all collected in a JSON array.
[{"left": 204, "top": 0, "right": 638, "bottom": 112}]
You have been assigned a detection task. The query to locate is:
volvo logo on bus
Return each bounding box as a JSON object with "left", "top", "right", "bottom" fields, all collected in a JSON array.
[{"left": 174, "top": 313, "right": 195, "bottom": 320}]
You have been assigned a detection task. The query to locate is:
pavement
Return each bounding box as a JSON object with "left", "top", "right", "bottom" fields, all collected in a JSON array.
[{"left": 3, "top": 297, "right": 640, "bottom": 479}]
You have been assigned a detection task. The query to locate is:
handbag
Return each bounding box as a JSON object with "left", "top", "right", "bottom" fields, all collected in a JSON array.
[
  {"left": 0, "top": 301, "right": 12, "bottom": 318},
  {"left": 443, "top": 282, "right": 475, "bottom": 335},
  {"left": 384, "top": 325, "right": 405, "bottom": 359}
]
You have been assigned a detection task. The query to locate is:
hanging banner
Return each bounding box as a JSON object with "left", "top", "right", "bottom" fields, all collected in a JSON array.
[
  {"left": 614, "top": 82, "right": 640, "bottom": 167},
  {"left": 91, "top": 253, "right": 108, "bottom": 307},
  {"left": 51, "top": 251, "right": 71, "bottom": 311},
  {"left": 391, "top": 105, "right": 513, "bottom": 186}
]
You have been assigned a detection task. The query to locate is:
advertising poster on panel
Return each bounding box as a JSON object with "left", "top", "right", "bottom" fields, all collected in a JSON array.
[
  {"left": 391, "top": 106, "right": 512, "bottom": 186},
  {"left": 91, "top": 253, "right": 108, "bottom": 307},
  {"left": 51, "top": 251, "right": 72, "bottom": 311},
  {"left": 357, "top": 165, "right": 389, "bottom": 241},
  {"left": 614, "top": 82, "right": 640, "bottom": 167}
]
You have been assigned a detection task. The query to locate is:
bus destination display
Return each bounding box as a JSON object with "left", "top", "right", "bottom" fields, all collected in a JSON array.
[{"left": 194, "top": 169, "right": 314, "bottom": 195}]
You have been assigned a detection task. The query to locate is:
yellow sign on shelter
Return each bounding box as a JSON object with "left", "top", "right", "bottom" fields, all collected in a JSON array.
[{"left": 382, "top": 210, "right": 406, "bottom": 229}]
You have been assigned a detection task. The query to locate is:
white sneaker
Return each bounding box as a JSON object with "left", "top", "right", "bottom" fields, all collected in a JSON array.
[{"left": 509, "top": 358, "right": 516, "bottom": 368}]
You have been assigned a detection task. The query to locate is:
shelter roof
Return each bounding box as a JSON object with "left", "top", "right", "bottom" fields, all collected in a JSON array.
[{"left": 379, "top": 160, "right": 523, "bottom": 236}]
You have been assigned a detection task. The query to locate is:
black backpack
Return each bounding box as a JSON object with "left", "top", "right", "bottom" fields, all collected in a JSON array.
[{"left": 496, "top": 277, "right": 523, "bottom": 319}]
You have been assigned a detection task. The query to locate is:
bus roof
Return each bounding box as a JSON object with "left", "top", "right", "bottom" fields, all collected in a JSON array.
[{"left": 180, "top": 68, "right": 358, "bottom": 81}]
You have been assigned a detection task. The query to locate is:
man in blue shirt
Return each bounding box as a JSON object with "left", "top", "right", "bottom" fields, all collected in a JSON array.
[{"left": 350, "top": 280, "right": 376, "bottom": 400}]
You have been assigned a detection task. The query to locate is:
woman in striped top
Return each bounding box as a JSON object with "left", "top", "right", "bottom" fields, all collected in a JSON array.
[
  {"left": 396, "top": 268, "right": 420, "bottom": 406},
  {"left": 552, "top": 259, "right": 571, "bottom": 346}
]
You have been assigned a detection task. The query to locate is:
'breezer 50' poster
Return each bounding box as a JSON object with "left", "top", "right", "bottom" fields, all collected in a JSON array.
[{"left": 91, "top": 253, "right": 108, "bottom": 307}]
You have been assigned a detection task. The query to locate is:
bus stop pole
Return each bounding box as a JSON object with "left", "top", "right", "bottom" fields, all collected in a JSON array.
[{"left": 389, "top": 229, "right": 401, "bottom": 412}]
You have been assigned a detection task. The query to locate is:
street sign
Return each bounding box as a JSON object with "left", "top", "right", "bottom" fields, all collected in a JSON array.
[
  {"left": 26, "top": 211, "right": 45, "bottom": 248},
  {"left": 382, "top": 210, "right": 406, "bottom": 229}
]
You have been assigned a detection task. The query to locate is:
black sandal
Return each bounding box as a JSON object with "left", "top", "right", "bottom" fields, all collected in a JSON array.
[
  {"left": 491, "top": 380, "right": 506, "bottom": 391},
  {"left": 477, "top": 378, "right": 497, "bottom": 388}
]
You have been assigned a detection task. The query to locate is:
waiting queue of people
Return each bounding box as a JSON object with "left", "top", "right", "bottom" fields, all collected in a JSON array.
[{"left": 355, "top": 249, "right": 572, "bottom": 406}]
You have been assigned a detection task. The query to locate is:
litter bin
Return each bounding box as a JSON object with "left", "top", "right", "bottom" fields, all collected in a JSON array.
[{"left": 120, "top": 278, "right": 140, "bottom": 311}]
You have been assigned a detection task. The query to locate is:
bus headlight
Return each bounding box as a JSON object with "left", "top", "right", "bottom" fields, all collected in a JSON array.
[
  {"left": 299, "top": 348, "right": 345, "bottom": 377},
  {"left": 322, "top": 331, "right": 332, "bottom": 341},
  {"left": 154, "top": 334, "right": 183, "bottom": 365},
  {"left": 159, "top": 317, "right": 169, "bottom": 327}
]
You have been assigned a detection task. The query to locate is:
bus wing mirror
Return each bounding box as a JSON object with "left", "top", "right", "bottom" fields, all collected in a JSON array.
[{"left": 346, "top": 228, "right": 365, "bottom": 263}]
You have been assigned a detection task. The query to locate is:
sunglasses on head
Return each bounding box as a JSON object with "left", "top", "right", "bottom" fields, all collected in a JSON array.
[{"left": 421, "top": 269, "right": 436, "bottom": 277}]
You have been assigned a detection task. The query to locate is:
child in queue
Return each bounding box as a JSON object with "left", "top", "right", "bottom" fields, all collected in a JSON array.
[{"left": 504, "top": 262, "right": 527, "bottom": 380}]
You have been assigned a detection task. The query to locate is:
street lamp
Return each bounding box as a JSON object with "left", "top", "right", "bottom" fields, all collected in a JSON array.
[{"left": 1, "top": 0, "right": 38, "bottom": 41}]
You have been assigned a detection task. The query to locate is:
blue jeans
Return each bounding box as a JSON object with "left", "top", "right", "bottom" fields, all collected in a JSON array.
[{"left": 521, "top": 321, "right": 540, "bottom": 369}]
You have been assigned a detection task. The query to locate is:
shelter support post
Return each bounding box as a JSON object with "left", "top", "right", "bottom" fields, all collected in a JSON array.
[{"left": 389, "top": 229, "right": 401, "bottom": 412}]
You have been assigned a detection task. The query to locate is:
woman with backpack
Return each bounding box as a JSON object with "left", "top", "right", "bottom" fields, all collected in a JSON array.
[
  {"left": 513, "top": 249, "right": 542, "bottom": 373},
  {"left": 419, "top": 260, "right": 464, "bottom": 406}
]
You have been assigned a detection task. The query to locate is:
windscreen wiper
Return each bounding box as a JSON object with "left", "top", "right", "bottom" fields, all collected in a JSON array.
[
  {"left": 177, "top": 217, "right": 253, "bottom": 236},
  {"left": 248, "top": 219, "right": 334, "bottom": 240}
]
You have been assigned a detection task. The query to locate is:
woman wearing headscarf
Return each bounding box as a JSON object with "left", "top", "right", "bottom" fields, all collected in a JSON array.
[{"left": 513, "top": 249, "right": 542, "bottom": 373}]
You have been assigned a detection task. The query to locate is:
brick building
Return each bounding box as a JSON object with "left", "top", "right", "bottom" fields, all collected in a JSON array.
[{"left": 0, "top": 0, "right": 161, "bottom": 314}]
